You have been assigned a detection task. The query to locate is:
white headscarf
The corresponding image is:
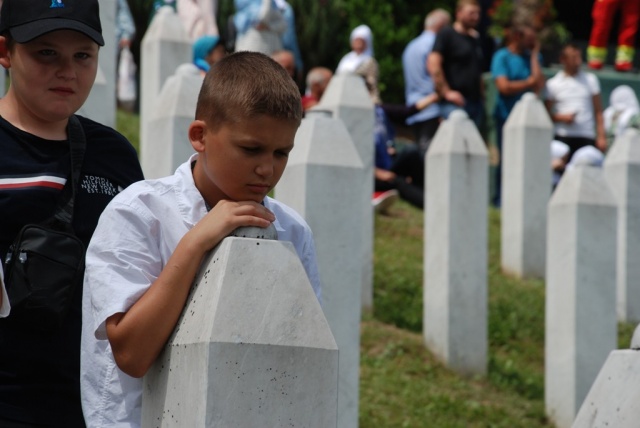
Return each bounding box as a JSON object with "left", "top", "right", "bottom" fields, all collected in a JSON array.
[
  {"left": 336, "top": 24, "right": 374, "bottom": 74},
  {"left": 603, "top": 85, "right": 640, "bottom": 138}
]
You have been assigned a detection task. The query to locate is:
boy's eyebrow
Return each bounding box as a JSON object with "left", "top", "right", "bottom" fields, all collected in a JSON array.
[{"left": 31, "top": 39, "right": 98, "bottom": 51}]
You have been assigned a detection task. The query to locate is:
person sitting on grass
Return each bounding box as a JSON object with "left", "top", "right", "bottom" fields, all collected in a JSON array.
[{"left": 80, "top": 51, "right": 321, "bottom": 428}]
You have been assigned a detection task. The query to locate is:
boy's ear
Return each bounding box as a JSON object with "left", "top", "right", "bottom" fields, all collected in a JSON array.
[
  {"left": 0, "top": 37, "right": 11, "bottom": 70},
  {"left": 188, "top": 120, "right": 207, "bottom": 153}
]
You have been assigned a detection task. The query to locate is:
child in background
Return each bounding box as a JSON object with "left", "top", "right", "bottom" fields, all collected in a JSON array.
[
  {"left": 81, "top": 51, "right": 320, "bottom": 427},
  {"left": 193, "top": 33, "right": 227, "bottom": 74}
]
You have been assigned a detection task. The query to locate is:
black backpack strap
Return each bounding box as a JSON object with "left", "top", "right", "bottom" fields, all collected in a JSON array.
[{"left": 53, "top": 115, "right": 86, "bottom": 226}]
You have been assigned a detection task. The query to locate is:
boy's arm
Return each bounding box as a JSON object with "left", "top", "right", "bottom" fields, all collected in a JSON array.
[
  {"left": 106, "top": 200, "right": 275, "bottom": 378},
  {"left": 544, "top": 98, "right": 575, "bottom": 124}
]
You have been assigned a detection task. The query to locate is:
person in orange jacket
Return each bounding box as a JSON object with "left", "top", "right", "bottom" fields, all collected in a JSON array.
[{"left": 587, "top": 0, "right": 640, "bottom": 72}]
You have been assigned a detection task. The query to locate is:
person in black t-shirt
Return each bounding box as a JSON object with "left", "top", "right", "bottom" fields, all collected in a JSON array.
[
  {"left": 0, "top": 0, "right": 144, "bottom": 426},
  {"left": 428, "top": 0, "right": 485, "bottom": 132}
]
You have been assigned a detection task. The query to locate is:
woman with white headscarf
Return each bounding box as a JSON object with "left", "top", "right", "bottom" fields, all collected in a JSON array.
[
  {"left": 603, "top": 85, "right": 640, "bottom": 146},
  {"left": 233, "top": 0, "right": 286, "bottom": 56},
  {"left": 336, "top": 24, "right": 380, "bottom": 104}
]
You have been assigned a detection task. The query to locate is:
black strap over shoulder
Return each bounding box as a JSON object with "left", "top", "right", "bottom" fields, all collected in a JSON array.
[{"left": 51, "top": 115, "right": 86, "bottom": 227}]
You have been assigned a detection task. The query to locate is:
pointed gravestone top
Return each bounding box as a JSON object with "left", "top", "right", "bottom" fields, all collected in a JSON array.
[
  {"left": 143, "top": 5, "right": 188, "bottom": 42},
  {"left": 604, "top": 128, "right": 640, "bottom": 166},
  {"left": 550, "top": 166, "right": 616, "bottom": 207},
  {"left": 428, "top": 109, "right": 488, "bottom": 156},
  {"left": 505, "top": 91, "right": 553, "bottom": 129},
  {"left": 318, "top": 73, "right": 372, "bottom": 109},
  {"left": 291, "top": 116, "right": 363, "bottom": 169}
]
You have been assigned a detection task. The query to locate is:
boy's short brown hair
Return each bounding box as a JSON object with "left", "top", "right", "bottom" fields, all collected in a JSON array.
[{"left": 195, "top": 51, "right": 302, "bottom": 130}]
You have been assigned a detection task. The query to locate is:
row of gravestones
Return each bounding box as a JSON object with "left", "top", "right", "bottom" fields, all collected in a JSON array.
[
  {"left": 82, "top": 6, "right": 640, "bottom": 428},
  {"left": 427, "top": 93, "right": 640, "bottom": 428}
]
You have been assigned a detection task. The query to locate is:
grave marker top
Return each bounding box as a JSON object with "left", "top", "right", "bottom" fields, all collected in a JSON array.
[
  {"left": 505, "top": 92, "right": 553, "bottom": 130},
  {"left": 428, "top": 109, "right": 488, "bottom": 156},
  {"left": 551, "top": 165, "right": 616, "bottom": 206},
  {"left": 604, "top": 128, "right": 640, "bottom": 166}
]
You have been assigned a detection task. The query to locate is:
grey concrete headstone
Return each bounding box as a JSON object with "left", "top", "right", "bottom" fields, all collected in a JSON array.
[
  {"left": 142, "top": 237, "right": 339, "bottom": 427},
  {"left": 317, "top": 73, "right": 375, "bottom": 310},
  {"left": 143, "top": 63, "right": 203, "bottom": 179},
  {"left": 501, "top": 92, "right": 553, "bottom": 279},
  {"left": 77, "top": 65, "right": 109, "bottom": 124},
  {"left": 140, "top": 6, "right": 191, "bottom": 174},
  {"left": 603, "top": 128, "right": 640, "bottom": 322},
  {"left": 424, "top": 110, "right": 489, "bottom": 376},
  {"left": 275, "top": 113, "right": 364, "bottom": 428},
  {"left": 631, "top": 323, "right": 640, "bottom": 349},
  {"left": 545, "top": 165, "right": 617, "bottom": 428},
  {"left": 572, "top": 349, "right": 640, "bottom": 428},
  {"left": 79, "top": 0, "right": 116, "bottom": 127}
]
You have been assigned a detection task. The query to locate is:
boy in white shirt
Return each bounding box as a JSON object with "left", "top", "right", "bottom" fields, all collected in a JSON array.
[{"left": 81, "top": 51, "right": 320, "bottom": 427}]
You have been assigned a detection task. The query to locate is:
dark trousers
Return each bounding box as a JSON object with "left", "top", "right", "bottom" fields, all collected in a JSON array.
[
  {"left": 411, "top": 117, "right": 441, "bottom": 156},
  {"left": 553, "top": 135, "right": 595, "bottom": 162},
  {"left": 376, "top": 144, "right": 425, "bottom": 209}
]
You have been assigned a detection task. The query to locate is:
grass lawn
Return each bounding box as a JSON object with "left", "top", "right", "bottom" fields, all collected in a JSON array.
[
  {"left": 116, "top": 109, "right": 635, "bottom": 428},
  {"left": 368, "top": 198, "right": 635, "bottom": 428}
]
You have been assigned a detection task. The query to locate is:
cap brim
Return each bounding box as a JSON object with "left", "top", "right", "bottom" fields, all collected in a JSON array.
[{"left": 9, "top": 18, "right": 104, "bottom": 46}]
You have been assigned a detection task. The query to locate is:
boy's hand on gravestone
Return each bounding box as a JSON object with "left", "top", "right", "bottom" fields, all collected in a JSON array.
[{"left": 189, "top": 200, "right": 276, "bottom": 253}]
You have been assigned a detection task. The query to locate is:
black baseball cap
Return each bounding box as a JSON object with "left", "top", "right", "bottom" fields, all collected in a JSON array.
[{"left": 0, "top": 0, "right": 104, "bottom": 46}]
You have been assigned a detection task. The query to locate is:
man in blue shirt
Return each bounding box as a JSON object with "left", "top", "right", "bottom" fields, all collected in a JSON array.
[
  {"left": 402, "top": 8, "right": 450, "bottom": 155},
  {"left": 490, "top": 24, "right": 544, "bottom": 207}
]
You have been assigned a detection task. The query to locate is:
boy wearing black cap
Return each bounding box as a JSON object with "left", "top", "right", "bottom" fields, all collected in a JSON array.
[{"left": 0, "top": 0, "right": 144, "bottom": 426}]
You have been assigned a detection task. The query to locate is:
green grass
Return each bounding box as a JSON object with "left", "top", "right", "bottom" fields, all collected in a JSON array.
[
  {"left": 368, "top": 198, "right": 636, "bottom": 427},
  {"left": 115, "top": 109, "right": 635, "bottom": 428}
]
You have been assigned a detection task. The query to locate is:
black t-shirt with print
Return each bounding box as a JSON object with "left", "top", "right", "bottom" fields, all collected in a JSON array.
[
  {"left": 0, "top": 115, "right": 144, "bottom": 427},
  {"left": 432, "top": 25, "right": 484, "bottom": 102}
]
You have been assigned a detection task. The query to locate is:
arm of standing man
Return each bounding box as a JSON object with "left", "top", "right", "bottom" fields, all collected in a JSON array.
[
  {"left": 544, "top": 98, "right": 576, "bottom": 124},
  {"left": 428, "top": 51, "right": 465, "bottom": 106},
  {"left": 494, "top": 46, "right": 543, "bottom": 96},
  {"left": 528, "top": 41, "right": 545, "bottom": 94}
]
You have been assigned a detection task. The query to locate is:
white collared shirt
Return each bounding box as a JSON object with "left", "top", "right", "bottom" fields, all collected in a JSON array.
[{"left": 80, "top": 154, "right": 321, "bottom": 428}]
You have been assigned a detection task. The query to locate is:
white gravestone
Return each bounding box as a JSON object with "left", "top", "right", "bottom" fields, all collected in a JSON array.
[
  {"left": 79, "top": 0, "right": 116, "bottom": 127},
  {"left": 572, "top": 324, "right": 640, "bottom": 428},
  {"left": 545, "top": 165, "right": 618, "bottom": 428},
  {"left": 276, "top": 111, "right": 364, "bottom": 428},
  {"left": 317, "top": 74, "right": 375, "bottom": 310},
  {"left": 501, "top": 92, "right": 553, "bottom": 279},
  {"left": 140, "top": 6, "right": 191, "bottom": 176},
  {"left": 424, "top": 110, "right": 489, "bottom": 376},
  {"left": 142, "top": 228, "right": 339, "bottom": 427},
  {"left": 77, "top": 66, "right": 109, "bottom": 124},
  {"left": 603, "top": 128, "right": 640, "bottom": 322},
  {"left": 143, "top": 63, "right": 203, "bottom": 179}
]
